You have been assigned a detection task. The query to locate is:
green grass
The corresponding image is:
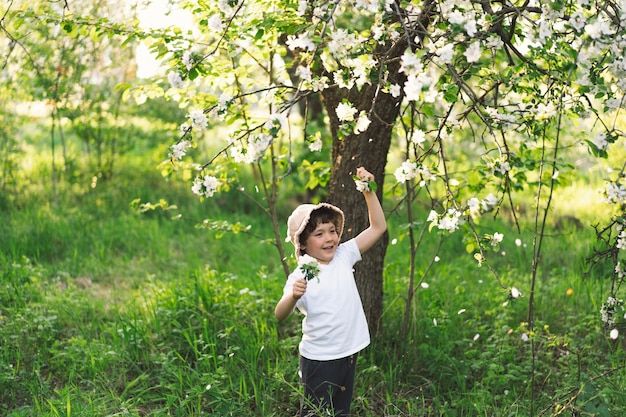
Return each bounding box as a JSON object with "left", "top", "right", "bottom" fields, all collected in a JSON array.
[{"left": 1, "top": 156, "right": 625, "bottom": 416}]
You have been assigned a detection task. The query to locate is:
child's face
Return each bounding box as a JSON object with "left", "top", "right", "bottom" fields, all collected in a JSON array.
[{"left": 300, "top": 221, "right": 339, "bottom": 264}]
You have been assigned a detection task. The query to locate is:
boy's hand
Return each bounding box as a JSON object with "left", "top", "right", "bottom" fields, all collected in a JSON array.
[
  {"left": 292, "top": 278, "right": 307, "bottom": 300},
  {"left": 356, "top": 166, "right": 375, "bottom": 183}
]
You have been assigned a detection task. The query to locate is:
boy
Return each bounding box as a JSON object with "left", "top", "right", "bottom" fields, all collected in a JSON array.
[{"left": 275, "top": 167, "right": 387, "bottom": 417}]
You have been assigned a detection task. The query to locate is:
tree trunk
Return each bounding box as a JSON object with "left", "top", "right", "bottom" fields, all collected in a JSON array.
[
  {"left": 322, "top": 60, "right": 405, "bottom": 334},
  {"left": 314, "top": 1, "right": 439, "bottom": 335}
]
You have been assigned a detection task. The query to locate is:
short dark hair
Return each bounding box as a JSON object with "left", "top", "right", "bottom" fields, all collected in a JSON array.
[{"left": 298, "top": 207, "right": 342, "bottom": 252}]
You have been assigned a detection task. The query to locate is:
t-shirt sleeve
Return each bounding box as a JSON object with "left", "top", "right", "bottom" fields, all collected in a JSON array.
[{"left": 343, "top": 238, "right": 362, "bottom": 265}]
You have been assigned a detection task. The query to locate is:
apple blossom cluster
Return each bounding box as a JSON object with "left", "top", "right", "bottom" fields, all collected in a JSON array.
[
  {"left": 427, "top": 193, "right": 500, "bottom": 234},
  {"left": 618, "top": 228, "right": 626, "bottom": 251},
  {"left": 394, "top": 160, "right": 436, "bottom": 185},
  {"left": 592, "top": 132, "right": 609, "bottom": 152},
  {"left": 168, "top": 71, "right": 184, "bottom": 89},
  {"left": 484, "top": 156, "right": 511, "bottom": 177},
  {"left": 308, "top": 137, "right": 323, "bottom": 152},
  {"left": 298, "top": 254, "right": 321, "bottom": 283},
  {"left": 168, "top": 139, "right": 192, "bottom": 160},
  {"left": 398, "top": 50, "right": 438, "bottom": 103},
  {"left": 602, "top": 181, "right": 626, "bottom": 205},
  {"left": 191, "top": 175, "right": 219, "bottom": 198},
  {"left": 428, "top": 208, "right": 464, "bottom": 233},
  {"left": 600, "top": 295, "right": 624, "bottom": 327},
  {"left": 165, "top": 0, "right": 626, "bottom": 221},
  {"left": 491, "top": 232, "right": 504, "bottom": 247},
  {"left": 354, "top": 179, "right": 374, "bottom": 192},
  {"left": 484, "top": 107, "right": 517, "bottom": 128},
  {"left": 230, "top": 133, "right": 273, "bottom": 164},
  {"left": 188, "top": 109, "right": 208, "bottom": 131},
  {"left": 228, "top": 113, "right": 286, "bottom": 163},
  {"left": 335, "top": 102, "right": 370, "bottom": 134}
]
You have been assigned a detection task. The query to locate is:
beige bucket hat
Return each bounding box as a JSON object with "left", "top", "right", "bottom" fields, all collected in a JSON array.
[{"left": 286, "top": 203, "right": 345, "bottom": 257}]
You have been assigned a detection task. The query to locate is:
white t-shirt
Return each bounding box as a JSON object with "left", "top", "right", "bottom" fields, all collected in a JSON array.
[{"left": 282, "top": 239, "right": 371, "bottom": 360}]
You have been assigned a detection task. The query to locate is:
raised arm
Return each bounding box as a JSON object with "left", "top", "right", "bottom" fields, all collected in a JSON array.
[{"left": 354, "top": 167, "right": 387, "bottom": 254}]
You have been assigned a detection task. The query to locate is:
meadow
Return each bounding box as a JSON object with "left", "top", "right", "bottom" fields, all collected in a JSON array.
[{"left": 1, "top": 137, "right": 625, "bottom": 417}]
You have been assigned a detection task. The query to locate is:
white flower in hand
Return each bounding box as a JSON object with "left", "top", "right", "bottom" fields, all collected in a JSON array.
[
  {"left": 354, "top": 179, "right": 371, "bottom": 192},
  {"left": 299, "top": 254, "right": 320, "bottom": 283},
  {"left": 353, "top": 172, "right": 377, "bottom": 192}
]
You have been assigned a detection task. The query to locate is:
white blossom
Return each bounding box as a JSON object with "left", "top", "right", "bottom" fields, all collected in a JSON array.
[
  {"left": 535, "top": 102, "right": 557, "bottom": 119},
  {"left": 464, "top": 19, "right": 478, "bottom": 37},
  {"left": 355, "top": 180, "right": 370, "bottom": 192},
  {"left": 603, "top": 182, "right": 626, "bottom": 204},
  {"left": 394, "top": 160, "right": 418, "bottom": 183},
  {"left": 218, "top": 93, "right": 233, "bottom": 109},
  {"left": 601, "top": 296, "right": 624, "bottom": 326},
  {"left": 168, "top": 72, "right": 184, "bottom": 89},
  {"left": 328, "top": 29, "right": 359, "bottom": 59},
  {"left": 592, "top": 132, "right": 609, "bottom": 150},
  {"left": 447, "top": 10, "right": 465, "bottom": 25},
  {"left": 410, "top": 129, "right": 426, "bottom": 145},
  {"left": 230, "top": 145, "right": 249, "bottom": 164},
  {"left": 309, "top": 138, "right": 323, "bottom": 152},
  {"left": 492, "top": 232, "right": 504, "bottom": 246},
  {"left": 435, "top": 43, "right": 455, "bottom": 64},
  {"left": 286, "top": 33, "right": 315, "bottom": 51},
  {"left": 347, "top": 56, "right": 377, "bottom": 89},
  {"left": 189, "top": 109, "right": 208, "bottom": 131},
  {"left": 297, "top": 0, "right": 307, "bottom": 16},
  {"left": 485, "top": 35, "right": 504, "bottom": 50},
  {"left": 467, "top": 197, "right": 480, "bottom": 218},
  {"left": 181, "top": 50, "right": 193, "bottom": 71},
  {"left": 399, "top": 50, "right": 424, "bottom": 76},
  {"left": 309, "top": 76, "right": 330, "bottom": 92},
  {"left": 585, "top": 19, "right": 612, "bottom": 39},
  {"left": 265, "top": 113, "right": 287, "bottom": 132},
  {"left": 496, "top": 160, "right": 511, "bottom": 175},
  {"left": 355, "top": 112, "right": 371, "bottom": 133},
  {"left": 249, "top": 133, "right": 273, "bottom": 160},
  {"left": 336, "top": 102, "right": 358, "bottom": 122},
  {"left": 435, "top": 208, "right": 463, "bottom": 232},
  {"left": 481, "top": 193, "right": 499, "bottom": 211},
  {"left": 389, "top": 84, "right": 402, "bottom": 97},
  {"left": 617, "top": 231, "right": 626, "bottom": 250},
  {"left": 192, "top": 175, "right": 219, "bottom": 198},
  {"left": 218, "top": 0, "right": 239, "bottom": 15},
  {"left": 334, "top": 69, "right": 354, "bottom": 90},
  {"left": 355, "top": 0, "right": 391, "bottom": 13},
  {"left": 296, "top": 65, "right": 312, "bottom": 81},
  {"left": 169, "top": 140, "right": 192, "bottom": 160},
  {"left": 464, "top": 41, "right": 482, "bottom": 63},
  {"left": 208, "top": 14, "right": 225, "bottom": 33}
]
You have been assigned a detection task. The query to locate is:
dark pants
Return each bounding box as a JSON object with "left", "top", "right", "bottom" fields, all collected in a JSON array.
[{"left": 299, "top": 354, "right": 358, "bottom": 417}]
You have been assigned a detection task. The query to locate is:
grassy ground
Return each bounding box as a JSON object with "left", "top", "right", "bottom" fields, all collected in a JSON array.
[{"left": 1, "top": 158, "right": 625, "bottom": 416}]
